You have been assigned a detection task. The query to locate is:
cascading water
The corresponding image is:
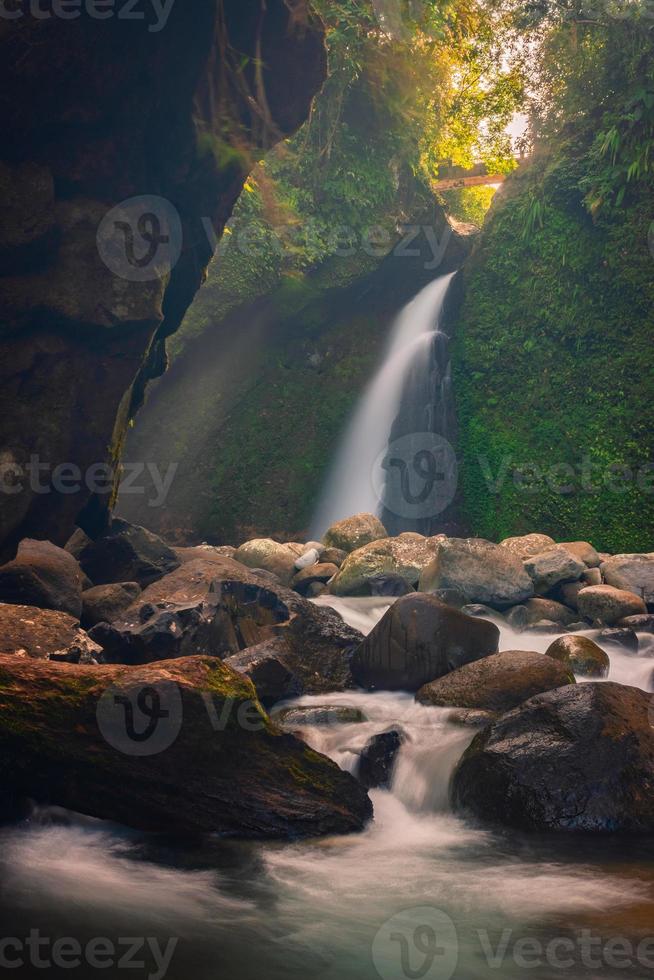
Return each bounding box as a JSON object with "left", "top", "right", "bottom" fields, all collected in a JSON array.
[
  {"left": 3, "top": 604, "right": 653, "bottom": 980},
  {"left": 311, "top": 272, "right": 457, "bottom": 538}
]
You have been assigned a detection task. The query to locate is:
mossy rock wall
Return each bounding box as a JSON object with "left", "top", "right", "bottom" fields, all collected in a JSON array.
[{"left": 451, "top": 146, "right": 654, "bottom": 553}]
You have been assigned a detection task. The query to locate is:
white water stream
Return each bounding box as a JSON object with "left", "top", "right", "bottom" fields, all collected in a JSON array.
[
  {"left": 1, "top": 601, "right": 653, "bottom": 979},
  {"left": 311, "top": 273, "right": 456, "bottom": 537}
]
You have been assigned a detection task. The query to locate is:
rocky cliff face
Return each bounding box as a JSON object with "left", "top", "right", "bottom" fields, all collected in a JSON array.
[{"left": 0, "top": 0, "right": 326, "bottom": 559}]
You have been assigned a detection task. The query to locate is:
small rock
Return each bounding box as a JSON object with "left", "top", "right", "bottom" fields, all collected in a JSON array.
[
  {"left": 224, "top": 637, "right": 303, "bottom": 706},
  {"left": 602, "top": 555, "right": 654, "bottom": 606},
  {"left": 559, "top": 541, "right": 601, "bottom": 568},
  {"left": 545, "top": 634, "right": 610, "bottom": 677},
  {"left": 274, "top": 705, "right": 366, "bottom": 727},
  {"left": 295, "top": 548, "right": 322, "bottom": 571},
  {"left": 462, "top": 603, "right": 505, "bottom": 619},
  {"left": 431, "top": 589, "right": 467, "bottom": 609},
  {"left": 447, "top": 709, "right": 496, "bottom": 728},
  {"left": 357, "top": 730, "right": 405, "bottom": 789},
  {"left": 321, "top": 547, "right": 347, "bottom": 568},
  {"left": 577, "top": 585, "right": 647, "bottom": 625},
  {"left": 506, "top": 605, "right": 529, "bottom": 630},
  {"left": 499, "top": 534, "right": 556, "bottom": 559},
  {"left": 322, "top": 514, "right": 388, "bottom": 553},
  {"left": 292, "top": 563, "right": 339, "bottom": 596},
  {"left": 617, "top": 615, "right": 654, "bottom": 634}
]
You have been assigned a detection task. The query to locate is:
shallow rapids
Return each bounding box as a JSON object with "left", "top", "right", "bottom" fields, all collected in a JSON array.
[{"left": 1, "top": 598, "right": 654, "bottom": 979}]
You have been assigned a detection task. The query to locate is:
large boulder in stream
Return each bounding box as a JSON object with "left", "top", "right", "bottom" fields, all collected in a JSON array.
[
  {"left": 0, "top": 539, "right": 84, "bottom": 618},
  {"left": 418, "top": 538, "right": 534, "bottom": 608},
  {"left": 0, "top": 653, "right": 372, "bottom": 837},
  {"left": 322, "top": 514, "right": 388, "bottom": 553},
  {"left": 329, "top": 534, "right": 441, "bottom": 596},
  {"left": 416, "top": 651, "right": 575, "bottom": 714},
  {"left": 91, "top": 561, "right": 363, "bottom": 693},
  {"left": 451, "top": 683, "right": 654, "bottom": 834},
  {"left": 351, "top": 594, "right": 500, "bottom": 691}
]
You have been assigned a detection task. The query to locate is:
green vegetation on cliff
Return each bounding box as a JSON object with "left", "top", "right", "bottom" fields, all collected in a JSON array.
[{"left": 453, "top": 2, "right": 654, "bottom": 551}]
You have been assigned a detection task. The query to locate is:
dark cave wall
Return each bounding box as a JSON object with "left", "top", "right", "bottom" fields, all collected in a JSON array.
[{"left": 0, "top": 0, "right": 326, "bottom": 559}]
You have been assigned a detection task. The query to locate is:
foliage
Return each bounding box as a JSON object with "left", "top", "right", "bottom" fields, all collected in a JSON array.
[{"left": 439, "top": 185, "right": 497, "bottom": 225}]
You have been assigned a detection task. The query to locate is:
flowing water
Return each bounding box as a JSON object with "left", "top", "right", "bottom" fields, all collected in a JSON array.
[
  {"left": 311, "top": 273, "right": 457, "bottom": 538},
  {"left": 3, "top": 600, "right": 654, "bottom": 980}
]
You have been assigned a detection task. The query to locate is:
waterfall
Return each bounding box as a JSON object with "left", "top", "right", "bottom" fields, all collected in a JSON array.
[{"left": 311, "top": 272, "right": 457, "bottom": 538}]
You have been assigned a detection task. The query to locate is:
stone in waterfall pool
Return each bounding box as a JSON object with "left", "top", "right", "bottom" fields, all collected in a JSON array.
[{"left": 2, "top": 602, "right": 654, "bottom": 980}]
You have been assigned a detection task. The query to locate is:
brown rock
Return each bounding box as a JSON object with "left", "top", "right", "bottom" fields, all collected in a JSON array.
[
  {"left": 577, "top": 585, "right": 647, "bottom": 625},
  {"left": 0, "top": 602, "right": 100, "bottom": 662},
  {"left": 322, "top": 513, "right": 388, "bottom": 553},
  {"left": 499, "top": 533, "right": 556, "bottom": 559},
  {"left": 292, "top": 563, "right": 339, "bottom": 596},
  {"left": 0, "top": 654, "right": 371, "bottom": 838},
  {"left": 416, "top": 650, "right": 574, "bottom": 713},
  {"left": 419, "top": 538, "right": 534, "bottom": 608},
  {"left": 559, "top": 541, "right": 601, "bottom": 567},
  {"left": 81, "top": 582, "right": 142, "bottom": 628}
]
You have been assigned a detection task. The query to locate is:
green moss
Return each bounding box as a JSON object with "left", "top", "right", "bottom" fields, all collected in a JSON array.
[{"left": 452, "top": 144, "right": 654, "bottom": 552}]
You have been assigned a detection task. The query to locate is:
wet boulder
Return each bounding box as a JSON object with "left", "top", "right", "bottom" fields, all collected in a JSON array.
[
  {"left": 523, "top": 547, "right": 586, "bottom": 595},
  {"left": 596, "top": 628, "right": 639, "bottom": 654},
  {"left": 351, "top": 594, "right": 500, "bottom": 692},
  {"left": 356, "top": 730, "right": 405, "bottom": 789},
  {"left": 233, "top": 538, "right": 298, "bottom": 586},
  {"left": 330, "top": 534, "right": 441, "bottom": 596},
  {"left": 322, "top": 513, "right": 388, "bottom": 553},
  {"left": 617, "top": 615, "right": 654, "bottom": 634},
  {"left": 367, "top": 574, "right": 415, "bottom": 597},
  {"left": 451, "top": 683, "right": 654, "bottom": 833},
  {"left": 81, "top": 582, "right": 142, "bottom": 628},
  {"left": 0, "top": 602, "right": 101, "bottom": 662},
  {"left": 419, "top": 538, "right": 534, "bottom": 609},
  {"left": 0, "top": 538, "right": 84, "bottom": 618},
  {"left": 224, "top": 637, "right": 302, "bottom": 707},
  {"left": 545, "top": 635, "right": 610, "bottom": 677},
  {"left": 416, "top": 650, "right": 574, "bottom": 714},
  {"left": 577, "top": 585, "right": 647, "bottom": 625},
  {"left": 524, "top": 598, "right": 578, "bottom": 625},
  {"left": 78, "top": 519, "right": 180, "bottom": 587},
  {"left": 0, "top": 654, "right": 372, "bottom": 838}
]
